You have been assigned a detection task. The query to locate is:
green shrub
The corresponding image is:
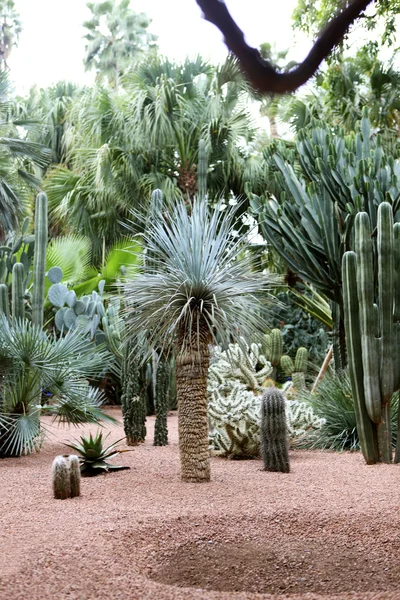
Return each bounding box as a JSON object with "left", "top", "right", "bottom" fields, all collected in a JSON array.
[{"left": 297, "top": 370, "right": 398, "bottom": 451}]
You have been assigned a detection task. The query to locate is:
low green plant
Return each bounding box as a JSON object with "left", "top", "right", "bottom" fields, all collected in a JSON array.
[
  {"left": 64, "top": 431, "right": 131, "bottom": 476},
  {"left": 0, "top": 315, "right": 115, "bottom": 457},
  {"left": 297, "top": 370, "right": 398, "bottom": 451}
]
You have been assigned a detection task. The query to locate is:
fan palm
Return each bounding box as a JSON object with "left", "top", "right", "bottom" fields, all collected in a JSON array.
[
  {"left": 0, "top": 316, "right": 115, "bottom": 457},
  {"left": 83, "top": 0, "right": 157, "bottom": 87},
  {"left": 123, "top": 197, "right": 279, "bottom": 482}
]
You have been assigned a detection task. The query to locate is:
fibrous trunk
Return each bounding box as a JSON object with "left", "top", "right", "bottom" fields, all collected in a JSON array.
[{"left": 176, "top": 325, "right": 211, "bottom": 482}]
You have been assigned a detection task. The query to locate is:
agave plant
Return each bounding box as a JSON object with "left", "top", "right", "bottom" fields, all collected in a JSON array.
[
  {"left": 64, "top": 431, "right": 131, "bottom": 476},
  {"left": 124, "top": 196, "right": 279, "bottom": 482},
  {"left": 0, "top": 315, "right": 115, "bottom": 457}
]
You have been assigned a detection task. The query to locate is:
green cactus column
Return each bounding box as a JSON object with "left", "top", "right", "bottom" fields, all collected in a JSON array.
[
  {"left": 32, "top": 192, "right": 48, "bottom": 328},
  {"left": 154, "top": 353, "right": 170, "bottom": 446},
  {"left": 260, "top": 387, "right": 290, "bottom": 473},
  {"left": 342, "top": 251, "right": 379, "bottom": 464},
  {"left": 342, "top": 202, "right": 399, "bottom": 464},
  {"left": 121, "top": 339, "right": 147, "bottom": 445},
  {"left": 11, "top": 263, "right": 25, "bottom": 321}
]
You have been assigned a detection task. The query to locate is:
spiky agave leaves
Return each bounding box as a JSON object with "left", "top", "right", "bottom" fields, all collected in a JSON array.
[{"left": 64, "top": 431, "right": 131, "bottom": 476}]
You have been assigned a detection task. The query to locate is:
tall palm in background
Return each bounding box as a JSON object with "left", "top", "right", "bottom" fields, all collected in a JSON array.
[
  {"left": 0, "top": 71, "right": 50, "bottom": 237},
  {"left": 124, "top": 197, "right": 278, "bottom": 482},
  {"left": 83, "top": 0, "right": 157, "bottom": 87},
  {"left": 43, "top": 56, "right": 268, "bottom": 259},
  {"left": 0, "top": 0, "right": 21, "bottom": 69}
]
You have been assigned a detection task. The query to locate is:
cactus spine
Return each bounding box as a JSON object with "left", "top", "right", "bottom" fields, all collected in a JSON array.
[
  {"left": 260, "top": 387, "right": 290, "bottom": 472},
  {"left": 32, "top": 192, "right": 48, "bottom": 328},
  {"left": 343, "top": 202, "right": 400, "bottom": 464},
  {"left": 11, "top": 262, "right": 24, "bottom": 321}
]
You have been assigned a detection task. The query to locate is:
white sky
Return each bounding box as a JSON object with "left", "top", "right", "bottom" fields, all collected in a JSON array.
[{"left": 9, "top": 0, "right": 311, "bottom": 93}]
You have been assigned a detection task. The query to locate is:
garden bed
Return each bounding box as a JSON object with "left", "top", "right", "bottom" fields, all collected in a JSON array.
[{"left": 1, "top": 409, "right": 400, "bottom": 599}]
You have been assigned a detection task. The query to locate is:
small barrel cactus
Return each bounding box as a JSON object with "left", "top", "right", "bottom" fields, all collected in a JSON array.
[
  {"left": 51, "top": 454, "right": 81, "bottom": 499},
  {"left": 52, "top": 455, "right": 71, "bottom": 499},
  {"left": 68, "top": 455, "right": 81, "bottom": 498},
  {"left": 260, "top": 387, "right": 290, "bottom": 473}
]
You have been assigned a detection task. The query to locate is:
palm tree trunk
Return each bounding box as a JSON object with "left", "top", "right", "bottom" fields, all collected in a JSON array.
[{"left": 176, "top": 326, "right": 211, "bottom": 482}]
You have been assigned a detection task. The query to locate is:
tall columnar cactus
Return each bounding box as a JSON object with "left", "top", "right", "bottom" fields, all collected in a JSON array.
[
  {"left": 260, "top": 387, "right": 290, "bottom": 473},
  {"left": 198, "top": 139, "right": 207, "bottom": 200},
  {"left": 11, "top": 262, "right": 25, "bottom": 321},
  {"left": 149, "top": 188, "right": 164, "bottom": 222},
  {"left": 280, "top": 348, "right": 308, "bottom": 391},
  {"left": 153, "top": 353, "right": 170, "bottom": 446},
  {"left": 121, "top": 339, "right": 147, "bottom": 445},
  {"left": 342, "top": 201, "right": 400, "bottom": 464},
  {"left": 0, "top": 283, "right": 9, "bottom": 318},
  {"left": 264, "top": 329, "right": 283, "bottom": 379},
  {"left": 32, "top": 192, "right": 48, "bottom": 328}
]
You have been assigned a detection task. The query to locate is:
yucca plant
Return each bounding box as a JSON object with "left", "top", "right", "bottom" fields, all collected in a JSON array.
[
  {"left": 0, "top": 315, "right": 116, "bottom": 457},
  {"left": 64, "top": 431, "right": 131, "bottom": 476},
  {"left": 124, "top": 196, "right": 279, "bottom": 482}
]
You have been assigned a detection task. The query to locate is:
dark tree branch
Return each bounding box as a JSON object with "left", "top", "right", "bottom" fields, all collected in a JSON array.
[{"left": 196, "top": 0, "right": 374, "bottom": 94}]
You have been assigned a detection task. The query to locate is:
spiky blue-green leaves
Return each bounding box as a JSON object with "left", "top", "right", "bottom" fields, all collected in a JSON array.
[{"left": 124, "top": 197, "right": 279, "bottom": 355}]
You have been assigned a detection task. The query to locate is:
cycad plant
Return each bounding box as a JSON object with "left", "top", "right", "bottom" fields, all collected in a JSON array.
[
  {"left": 0, "top": 316, "right": 115, "bottom": 457},
  {"left": 124, "top": 197, "right": 278, "bottom": 482}
]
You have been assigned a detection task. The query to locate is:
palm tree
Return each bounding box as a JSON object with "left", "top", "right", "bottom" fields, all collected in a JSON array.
[
  {"left": 0, "top": 316, "right": 115, "bottom": 457},
  {"left": 0, "top": 71, "right": 51, "bottom": 237},
  {"left": 0, "top": 0, "right": 21, "bottom": 69},
  {"left": 83, "top": 0, "right": 157, "bottom": 87},
  {"left": 123, "top": 197, "right": 279, "bottom": 482}
]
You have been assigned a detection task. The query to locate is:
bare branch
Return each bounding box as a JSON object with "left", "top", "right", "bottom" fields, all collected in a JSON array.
[{"left": 196, "top": 0, "right": 374, "bottom": 94}]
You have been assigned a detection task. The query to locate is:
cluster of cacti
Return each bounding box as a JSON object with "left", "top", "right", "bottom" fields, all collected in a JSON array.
[
  {"left": 343, "top": 201, "right": 400, "bottom": 464},
  {"left": 260, "top": 387, "right": 290, "bottom": 472},
  {"left": 0, "top": 216, "right": 34, "bottom": 286},
  {"left": 280, "top": 347, "right": 309, "bottom": 391},
  {"left": 51, "top": 454, "right": 81, "bottom": 499},
  {"left": 264, "top": 329, "right": 309, "bottom": 391},
  {"left": 208, "top": 342, "right": 323, "bottom": 458},
  {"left": 209, "top": 339, "right": 273, "bottom": 393}
]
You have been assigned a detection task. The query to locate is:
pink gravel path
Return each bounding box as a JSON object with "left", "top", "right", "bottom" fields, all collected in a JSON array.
[{"left": 1, "top": 408, "right": 400, "bottom": 599}]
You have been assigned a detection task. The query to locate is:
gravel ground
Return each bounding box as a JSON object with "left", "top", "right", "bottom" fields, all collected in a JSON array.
[{"left": 2, "top": 408, "right": 400, "bottom": 600}]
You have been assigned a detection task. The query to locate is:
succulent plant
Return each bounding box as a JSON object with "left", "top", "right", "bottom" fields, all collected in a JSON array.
[
  {"left": 260, "top": 387, "right": 290, "bottom": 473},
  {"left": 64, "top": 431, "right": 131, "bottom": 476},
  {"left": 342, "top": 201, "right": 400, "bottom": 464},
  {"left": 51, "top": 454, "right": 81, "bottom": 499}
]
